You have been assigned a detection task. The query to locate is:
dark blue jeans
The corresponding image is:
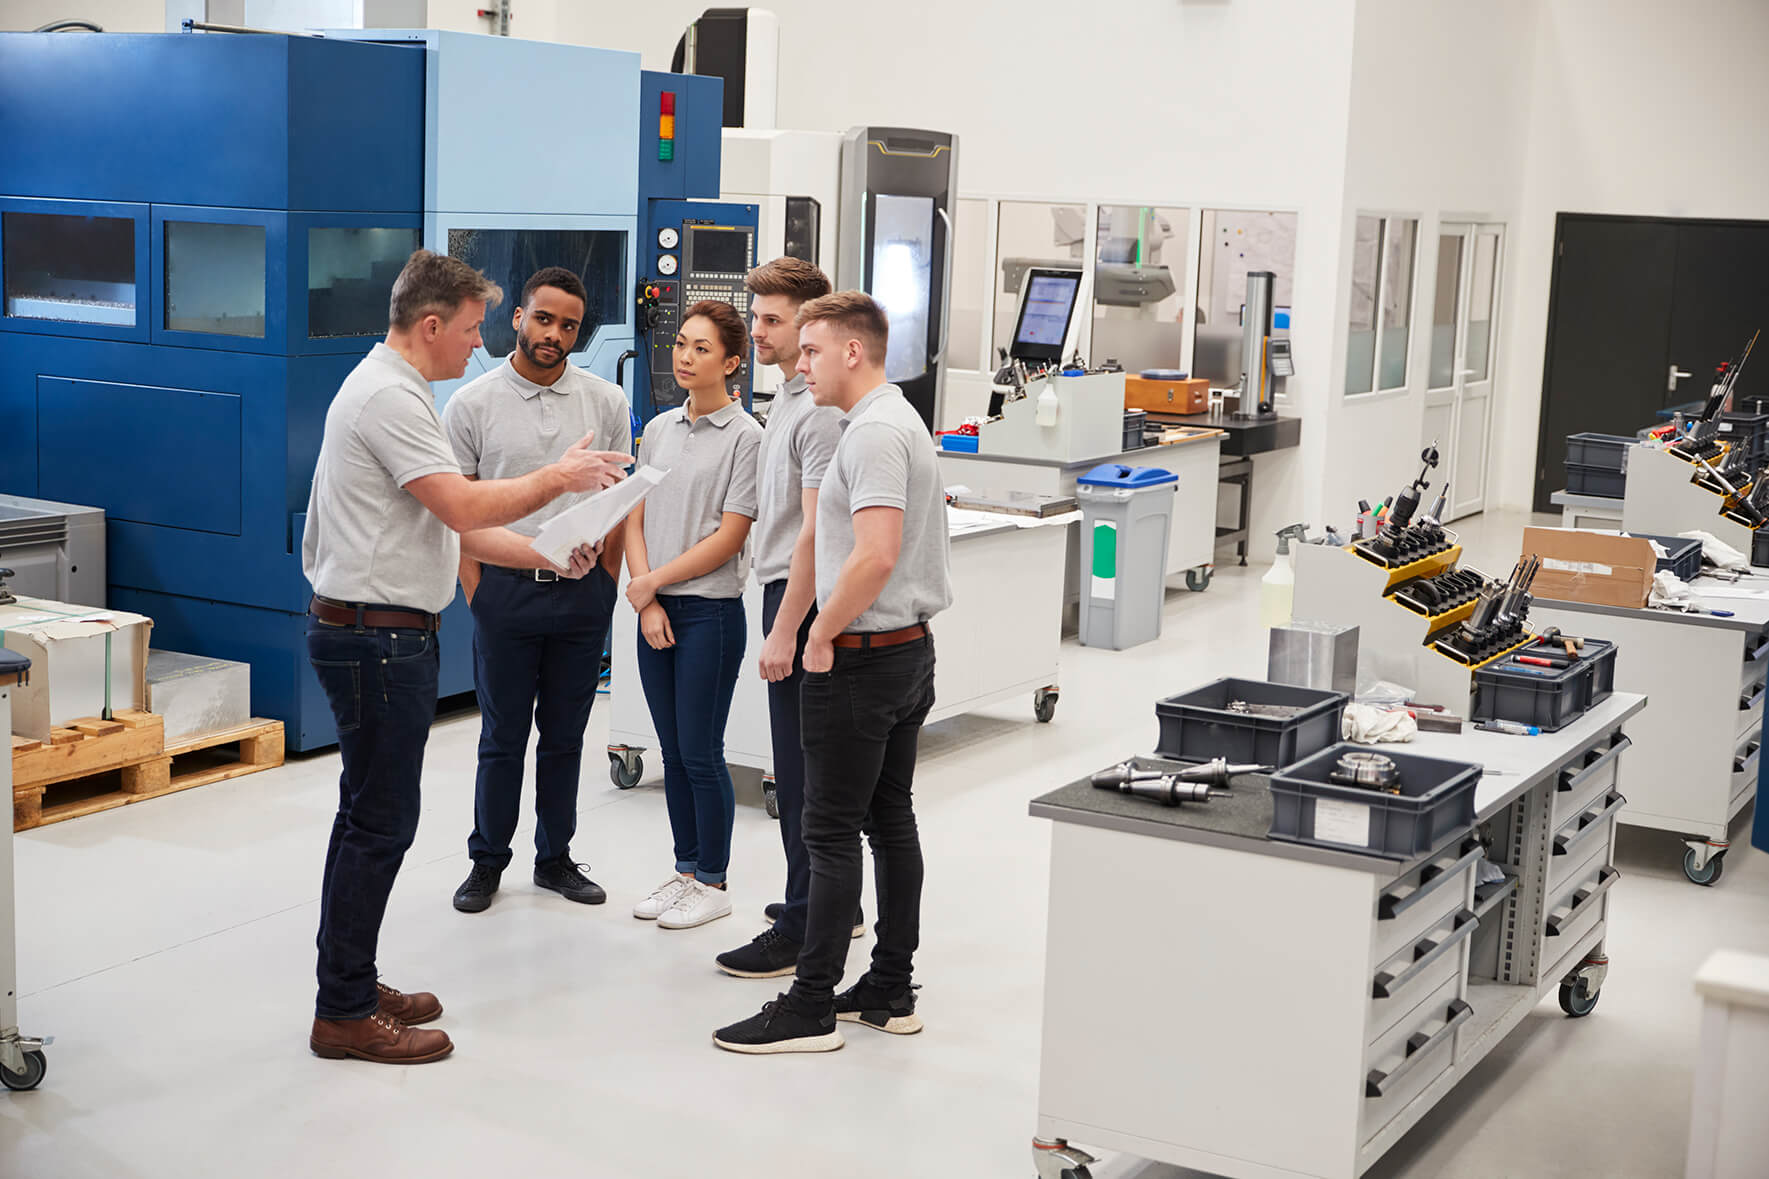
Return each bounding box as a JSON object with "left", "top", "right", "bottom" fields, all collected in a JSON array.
[
  {"left": 307, "top": 617, "right": 439, "bottom": 1021},
  {"left": 467, "top": 565, "right": 617, "bottom": 870},
  {"left": 634, "top": 594, "right": 745, "bottom": 885},
  {"left": 762, "top": 579, "right": 816, "bottom": 943},
  {"left": 790, "top": 635, "right": 936, "bottom": 1009}
]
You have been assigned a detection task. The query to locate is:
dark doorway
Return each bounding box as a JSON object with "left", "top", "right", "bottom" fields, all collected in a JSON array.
[{"left": 1533, "top": 214, "right": 1769, "bottom": 512}]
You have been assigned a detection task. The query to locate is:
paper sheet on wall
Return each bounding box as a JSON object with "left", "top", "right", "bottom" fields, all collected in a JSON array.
[{"left": 529, "top": 466, "right": 668, "bottom": 569}]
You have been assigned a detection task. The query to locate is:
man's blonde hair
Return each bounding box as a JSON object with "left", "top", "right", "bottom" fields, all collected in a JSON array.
[
  {"left": 388, "top": 248, "right": 503, "bottom": 330},
  {"left": 793, "top": 290, "right": 889, "bottom": 361}
]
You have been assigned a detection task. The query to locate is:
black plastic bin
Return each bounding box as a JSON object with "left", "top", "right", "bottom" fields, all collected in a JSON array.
[
  {"left": 1717, "top": 411, "right": 1769, "bottom": 465},
  {"left": 1155, "top": 677, "right": 1348, "bottom": 768},
  {"left": 1268, "top": 744, "right": 1480, "bottom": 859},
  {"left": 1123, "top": 409, "right": 1147, "bottom": 451},
  {"left": 1470, "top": 638, "right": 1618, "bottom": 732},
  {"left": 1629, "top": 532, "right": 1703, "bottom": 582},
  {"left": 1564, "top": 462, "right": 1626, "bottom": 498},
  {"left": 1754, "top": 529, "right": 1769, "bottom": 569},
  {"left": 1565, "top": 432, "right": 1636, "bottom": 472}
]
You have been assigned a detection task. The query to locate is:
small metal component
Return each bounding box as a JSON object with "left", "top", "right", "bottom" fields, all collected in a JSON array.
[
  {"left": 1090, "top": 757, "right": 1270, "bottom": 793},
  {"left": 1329, "top": 751, "right": 1402, "bottom": 792}
]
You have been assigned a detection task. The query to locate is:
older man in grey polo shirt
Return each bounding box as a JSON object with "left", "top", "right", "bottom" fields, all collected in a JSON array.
[
  {"left": 715, "top": 291, "right": 951, "bottom": 1055},
  {"left": 443, "top": 267, "right": 633, "bottom": 916},
  {"left": 303, "top": 250, "right": 627, "bottom": 1067}
]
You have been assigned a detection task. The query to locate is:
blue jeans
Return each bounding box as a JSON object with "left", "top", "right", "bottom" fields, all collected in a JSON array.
[
  {"left": 307, "top": 617, "right": 439, "bottom": 1020},
  {"left": 762, "top": 579, "right": 816, "bottom": 942},
  {"left": 634, "top": 594, "right": 745, "bottom": 885},
  {"left": 467, "top": 566, "right": 617, "bottom": 870}
]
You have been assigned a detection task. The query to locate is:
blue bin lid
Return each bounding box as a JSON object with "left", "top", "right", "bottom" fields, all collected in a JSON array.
[
  {"left": 0, "top": 648, "right": 29, "bottom": 682},
  {"left": 1077, "top": 463, "right": 1177, "bottom": 488},
  {"left": 1140, "top": 368, "right": 1188, "bottom": 380}
]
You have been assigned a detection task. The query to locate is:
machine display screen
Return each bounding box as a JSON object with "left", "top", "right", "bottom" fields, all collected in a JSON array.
[
  {"left": 688, "top": 227, "right": 750, "bottom": 276},
  {"left": 871, "top": 194, "right": 934, "bottom": 382},
  {"left": 1010, "top": 269, "right": 1082, "bottom": 363}
]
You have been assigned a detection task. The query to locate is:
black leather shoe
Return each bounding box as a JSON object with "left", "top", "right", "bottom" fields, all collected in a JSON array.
[
  {"left": 452, "top": 863, "right": 501, "bottom": 913},
  {"left": 534, "top": 858, "right": 607, "bottom": 905}
]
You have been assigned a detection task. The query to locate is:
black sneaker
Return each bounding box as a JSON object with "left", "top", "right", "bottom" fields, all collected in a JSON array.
[
  {"left": 533, "top": 859, "right": 607, "bottom": 905},
  {"left": 834, "top": 979, "right": 923, "bottom": 1035},
  {"left": 452, "top": 863, "right": 501, "bottom": 913},
  {"left": 713, "top": 992, "right": 843, "bottom": 1055},
  {"left": 715, "top": 926, "right": 803, "bottom": 979},
  {"left": 764, "top": 902, "right": 866, "bottom": 939}
]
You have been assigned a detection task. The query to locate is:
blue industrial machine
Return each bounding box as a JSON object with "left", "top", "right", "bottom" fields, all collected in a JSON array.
[{"left": 0, "top": 30, "right": 737, "bottom": 750}]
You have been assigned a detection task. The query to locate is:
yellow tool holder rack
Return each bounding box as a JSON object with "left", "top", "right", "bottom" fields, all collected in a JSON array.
[{"left": 1622, "top": 443, "right": 1766, "bottom": 562}]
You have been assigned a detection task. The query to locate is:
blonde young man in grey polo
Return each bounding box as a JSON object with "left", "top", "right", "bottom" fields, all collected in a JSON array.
[
  {"left": 302, "top": 250, "right": 627, "bottom": 1066},
  {"left": 443, "top": 267, "right": 633, "bottom": 915}
]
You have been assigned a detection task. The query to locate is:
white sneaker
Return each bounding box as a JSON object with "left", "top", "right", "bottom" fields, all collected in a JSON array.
[
  {"left": 657, "top": 879, "right": 733, "bottom": 929},
  {"left": 633, "top": 875, "right": 693, "bottom": 920}
]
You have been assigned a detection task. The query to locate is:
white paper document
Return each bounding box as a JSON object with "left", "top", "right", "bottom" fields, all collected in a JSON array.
[{"left": 529, "top": 466, "right": 668, "bottom": 569}]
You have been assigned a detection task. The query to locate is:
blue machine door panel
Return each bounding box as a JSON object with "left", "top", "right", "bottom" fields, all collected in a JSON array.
[
  {"left": 37, "top": 376, "right": 244, "bottom": 536},
  {"left": 0, "top": 196, "right": 151, "bottom": 344},
  {"left": 289, "top": 213, "right": 422, "bottom": 355},
  {"left": 150, "top": 206, "right": 289, "bottom": 354}
]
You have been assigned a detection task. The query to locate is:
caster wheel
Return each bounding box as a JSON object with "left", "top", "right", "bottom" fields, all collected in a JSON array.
[
  {"left": 1034, "top": 690, "right": 1058, "bottom": 724},
  {"left": 1558, "top": 981, "right": 1600, "bottom": 1017},
  {"left": 0, "top": 1049, "right": 46, "bottom": 1092},
  {"left": 609, "top": 753, "right": 643, "bottom": 790},
  {"left": 1684, "top": 847, "right": 1724, "bottom": 886},
  {"left": 763, "top": 779, "right": 779, "bottom": 820},
  {"left": 1186, "top": 566, "right": 1213, "bottom": 592}
]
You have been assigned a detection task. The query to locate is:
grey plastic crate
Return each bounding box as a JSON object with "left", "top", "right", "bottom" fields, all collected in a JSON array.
[
  {"left": 1629, "top": 532, "right": 1703, "bottom": 582},
  {"left": 1268, "top": 744, "right": 1480, "bottom": 860},
  {"left": 1122, "top": 410, "right": 1146, "bottom": 450},
  {"left": 1565, "top": 462, "right": 1626, "bottom": 498},
  {"left": 1155, "top": 677, "right": 1348, "bottom": 768},
  {"left": 1565, "top": 432, "right": 1636, "bottom": 472},
  {"left": 1471, "top": 638, "right": 1618, "bottom": 732},
  {"left": 1756, "top": 530, "right": 1769, "bottom": 569}
]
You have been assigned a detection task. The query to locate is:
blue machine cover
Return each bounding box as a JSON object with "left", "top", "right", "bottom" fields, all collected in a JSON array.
[{"left": 1077, "top": 464, "right": 1177, "bottom": 488}]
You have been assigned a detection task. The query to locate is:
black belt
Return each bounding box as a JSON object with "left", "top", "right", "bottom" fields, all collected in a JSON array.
[
  {"left": 486, "top": 564, "right": 562, "bottom": 583},
  {"left": 309, "top": 596, "right": 439, "bottom": 631}
]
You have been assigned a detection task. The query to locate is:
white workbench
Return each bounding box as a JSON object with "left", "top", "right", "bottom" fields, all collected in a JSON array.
[
  {"left": 1549, "top": 489, "right": 1625, "bottom": 531},
  {"left": 1534, "top": 576, "right": 1768, "bottom": 885},
  {"left": 1, "top": 652, "right": 48, "bottom": 1091},
  {"left": 938, "top": 429, "right": 1224, "bottom": 598},
  {"left": 605, "top": 510, "right": 1070, "bottom": 791},
  {"left": 1027, "top": 691, "right": 1645, "bottom": 1179}
]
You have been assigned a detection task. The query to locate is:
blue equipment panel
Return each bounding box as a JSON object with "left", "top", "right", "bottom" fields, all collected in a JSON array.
[{"left": 635, "top": 200, "right": 759, "bottom": 422}]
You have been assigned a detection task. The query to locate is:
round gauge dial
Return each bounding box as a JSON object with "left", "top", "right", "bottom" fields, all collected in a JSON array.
[
  {"left": 657, "top": 254, "right": 679, "bottom": 276},
  {"left": 657, "top": 227, "right": 680, "bottom": 249}
]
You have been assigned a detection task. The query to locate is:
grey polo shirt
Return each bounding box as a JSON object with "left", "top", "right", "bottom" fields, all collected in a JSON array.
[
  {"left": 636, "top": 399, "right": 763, "bottom": 599},
  {"left": 440, "top": 359, "right": 634, "bottom": 539},
  {"left": 753, "top": 372, "right": 844, "bottom": 586},
  {"left": 816, "top": 384, "right": 953, "bottom": 632},
  {"left": 302, "top": 342, "right": 462, "bottom": 614}
]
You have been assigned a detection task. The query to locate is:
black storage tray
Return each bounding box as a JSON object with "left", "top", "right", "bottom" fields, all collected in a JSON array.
[
  {"left": 1717, "top": 412, "right": 1769, "bottom": 460},
  {"left": 1565, "top": 432, "right": 1636, "bottom": 472},
  {"left": 1268, "top": 743, "right": 1480, "bottom": 859},
  {"left": 1754, "top": 529, "right": 1769, "bottom": 569},
  {"left": 1629, "top": 532, "right": 1703, "bottom": 582},
  {"left": 1565, "top": 462, "right": 1626, "bottom": 498},
  {"left": 1155, "top": 677, "right": 1348, "bottom": 768},
  {"left": 1471, "top": 638, "right": 1618, "bottom": 732},
  {"left": 1122, "top": 411, "right": 1146, "bottom": 450}
]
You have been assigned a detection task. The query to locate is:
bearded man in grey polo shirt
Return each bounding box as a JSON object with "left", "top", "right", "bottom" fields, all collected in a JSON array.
[
  {"left": 302, "top": 250, "right": 627, "bottom": 1066},
  {"left": 442, "top": 268, "right": 633, "bottom": 916}
]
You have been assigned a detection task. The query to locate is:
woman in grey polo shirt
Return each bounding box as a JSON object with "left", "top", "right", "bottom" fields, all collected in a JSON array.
[{"left": 624, "top": 301, "right": 763, "bottom": 930}]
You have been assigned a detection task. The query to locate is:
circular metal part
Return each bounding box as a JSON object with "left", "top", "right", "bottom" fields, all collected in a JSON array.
[{"left": 1331, "top": 751, "right": 1400, "bottom": 790}]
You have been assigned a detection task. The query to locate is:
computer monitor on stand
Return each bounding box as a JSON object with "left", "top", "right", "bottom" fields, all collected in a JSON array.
[{"left": 991, "top": 267, "right": 1082, "bottom": 416}]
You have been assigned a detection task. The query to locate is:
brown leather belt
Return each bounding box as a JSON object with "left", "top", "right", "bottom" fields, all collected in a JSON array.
[
  {"left": 309, "top": 596, "right": 439, "bottom": 632},
  {"left": 832, "top": 622, "right": 929, "bottom": 650}
]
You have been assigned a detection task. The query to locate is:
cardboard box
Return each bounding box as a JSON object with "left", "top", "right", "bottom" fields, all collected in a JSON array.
[
  {"left": 0, "top": 596, "right": 152, "bottom": 742},
  {"left": 146, "top": 649, "right": 252, "bottom": 744},
  {"left": 1523, "top": 527, "right": 1656, "bottom": 609},
  {"left": 1125, "top": 375, "right": 1210, "bottom": 415}
]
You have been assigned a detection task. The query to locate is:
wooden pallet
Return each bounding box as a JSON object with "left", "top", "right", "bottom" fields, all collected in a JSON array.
[{"left": 12, "top": 714, "right": 284, "bottom": 832}]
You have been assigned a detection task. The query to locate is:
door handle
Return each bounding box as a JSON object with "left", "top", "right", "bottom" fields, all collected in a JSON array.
[{"left": 1669, "top": 364, "right": 1693, "bottom": 392}]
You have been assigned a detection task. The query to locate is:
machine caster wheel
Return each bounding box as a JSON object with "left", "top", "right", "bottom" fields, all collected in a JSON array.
[
  {"left": 1032, "top": 1137, "right": 1097, "bottom": 1179},
  {"left": 1034, "top": 689, "right": 1059, "bottom": 724},
  {"left": 1558, "top": 980, "right": 1600, "bottom": 1017},
  {"left": 1186, "top": 565, "right": 1213, "bottom": 592},
  {"left": 609, "top": 751, "right": 643, "bottom": 789},
  {"left": 0, "top": 1050, "right": 46, "bottom": 1092},
  {"left": 1684, "top": 846, "right": 1725, "bottom": 886},
  {"left": 762, "top": 777, "right": 779, "bottom": 820}
]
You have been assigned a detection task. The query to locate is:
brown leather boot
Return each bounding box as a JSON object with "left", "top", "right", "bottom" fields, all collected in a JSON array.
[
  {"left": 375, "top": 981, "right": 442, "bottom": 1025},
  {"left": 310, "top": 1012, "right": 453, "bottom": 1064}
]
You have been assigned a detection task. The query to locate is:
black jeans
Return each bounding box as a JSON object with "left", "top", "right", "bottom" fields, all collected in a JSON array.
[
  {"left": 790, "top": 634, "right": 936, "bottom": 1008},
  {"left": 467, "top": 565, "right": 617, "bottom": 870},
  {"left": 762, "top": 579, "right": 817, "bottom": 944},
  {"left": 307, "top": 617, "right": 439, "bottom": 1021}
]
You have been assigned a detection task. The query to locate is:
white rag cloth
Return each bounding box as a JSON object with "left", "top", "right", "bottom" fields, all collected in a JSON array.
[
  {"left": 1649, "top": 568, "right": 1696, "bottom": 608},
  {"left": 1343, "top": 704, "right": 1417, "bottom": 744},
  {"left": 1680, "top": 529, "right": 1750, "bottom": 572}
]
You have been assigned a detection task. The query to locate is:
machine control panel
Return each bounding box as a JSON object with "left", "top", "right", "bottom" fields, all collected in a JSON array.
[{"left": 641, "top": 220, "right": 756, "bottom": 414}]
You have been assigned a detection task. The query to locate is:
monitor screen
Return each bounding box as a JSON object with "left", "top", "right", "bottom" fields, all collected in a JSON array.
[
  {"left": 1011, "top": 269, "right": 1082, "bottom": 362},
  {"left": 688, "top": 226, "right": 751, "bottom": 276}
]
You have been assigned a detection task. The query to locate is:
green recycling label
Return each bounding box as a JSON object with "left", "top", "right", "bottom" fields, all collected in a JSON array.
[{"left": 1091, "top": 521, "right": 1118, "bottom": 601}]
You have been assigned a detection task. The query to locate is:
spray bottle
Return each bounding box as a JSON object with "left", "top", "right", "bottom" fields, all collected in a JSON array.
[
  {"left": 1035, "top": 376, "right": 1060, "bottom": 427},
  {"left": 1260, "top": 523, "right": 1309, "bottom": 629}
]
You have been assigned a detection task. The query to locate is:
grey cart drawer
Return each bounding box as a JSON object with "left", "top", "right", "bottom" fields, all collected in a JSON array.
[
  {"left": 1551, "top": 735, "right": 1629, "bottom": 831},
  {"left": 1362, "top": 977, "right": 1470, "bottom": 1145},
  {"left": 1368, "top": 908, "right": 1476, "bottom": 1043},
  {"left": 1372, "top": 839, "right": 1479, "bottom": 968}
]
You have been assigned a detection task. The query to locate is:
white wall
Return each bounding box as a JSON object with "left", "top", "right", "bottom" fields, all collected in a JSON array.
[
  {"left": 1, "top": 1, "right": 162, "bottom": 30},
  {"left": 1493, "top": 0, "right": 1769, "bottom": 510}
]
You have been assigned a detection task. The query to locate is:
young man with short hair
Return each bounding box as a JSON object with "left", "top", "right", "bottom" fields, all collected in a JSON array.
[{"left": 714, "top": 292, "right": 952, "bottom": 1053}]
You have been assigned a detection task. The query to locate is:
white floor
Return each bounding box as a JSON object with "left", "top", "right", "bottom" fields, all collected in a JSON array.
[{"left": 4, "top": 509, "right": 1767, "bottom": 1178}]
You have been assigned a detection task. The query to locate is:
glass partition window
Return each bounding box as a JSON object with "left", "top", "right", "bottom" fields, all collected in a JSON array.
[
  {"left": 1091, "top": 204, "right": 1188, "bottom": 374},
  {"left": 991, "top": 201, "right": 1085, "bottom": 363},
  {"left": 871, "top": 195, "right": 934, "bottom": 383},
  {"left": 165, "top": 221, "right": 266, "bottom": 337},
  {"left": 309, "top": 227, "right": 419, "bottom": 338},
  {"left": 946, "top": 198, "right": 989, "bottom": 370},
  {"left": 1193, "top": 209, "right": 1298, "bottom": 388},
  {"left": 1345, "top": 214, "right": 1418, "bottom": 396},
  {"left": 1428, "top": 233, "right": 1464, "bottom": 388},
  {"left": 447, "top": 228, "right": 627, "bottom": 358},
  {"left": 3, "top": 211, "right": 137, "bottom": 327},
  {"left": 1465, "top": 231, "right": 1498, "bottom": 382}
]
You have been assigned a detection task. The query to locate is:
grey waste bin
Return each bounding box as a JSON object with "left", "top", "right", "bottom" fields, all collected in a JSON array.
[{"left": 1076, "top": 463, "right": 1177, "bottom": 649}]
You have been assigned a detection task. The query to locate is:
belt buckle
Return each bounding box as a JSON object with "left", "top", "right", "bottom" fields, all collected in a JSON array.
[{"left": 534, "top": 568, "right": 559, "bottom": 583}]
